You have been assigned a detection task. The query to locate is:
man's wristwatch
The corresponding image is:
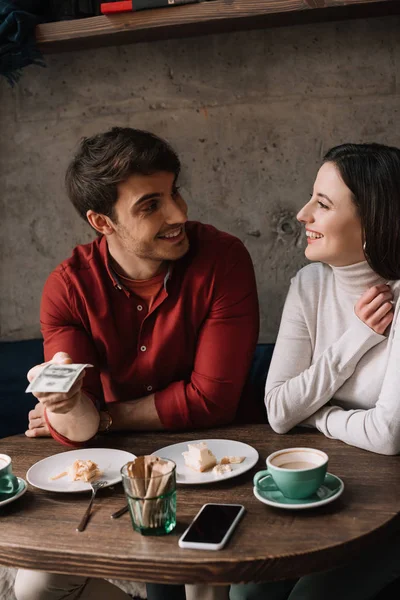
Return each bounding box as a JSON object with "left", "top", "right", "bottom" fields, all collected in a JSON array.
[{"left": 98, "top": 410, "right": 113, "bottom": 433}]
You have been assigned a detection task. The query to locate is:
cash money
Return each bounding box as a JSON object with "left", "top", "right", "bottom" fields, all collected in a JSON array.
[{"left": 25, "top": 363, "right": 92, "bottom": 394}]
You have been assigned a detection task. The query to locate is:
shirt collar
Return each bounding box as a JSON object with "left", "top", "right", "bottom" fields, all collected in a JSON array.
[{"left": 100, "top": 235, "right": 173, "bottom": 295}]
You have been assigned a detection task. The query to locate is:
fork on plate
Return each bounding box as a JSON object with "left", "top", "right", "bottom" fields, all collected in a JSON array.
[{"left": 76, "top": 480, "right": 107, "bottom": 532}]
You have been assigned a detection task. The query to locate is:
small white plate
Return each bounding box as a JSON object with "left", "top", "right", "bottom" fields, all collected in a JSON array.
[
  {"left": 153, "top": 439, "right": 259, "bottom": 485},
  {"left": 26, "top": 448, "right": 136, "bottom": 493},
  {"left": 253, "top": 472, "right": 344, "bottom": 510},
  {"left": 0, "top": 477, "right": 27, "bottom": 507}
]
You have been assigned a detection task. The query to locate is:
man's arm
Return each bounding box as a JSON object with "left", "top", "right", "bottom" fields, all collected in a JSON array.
[
  {"left": 45, "top": 391, "right": 100, "bottom": 442},
  {"left": 107, "top": 394, "right": 162, "bottom": 430},
  {"left": 30, "top": 269, "right": 164, "bottom": 439},
  {"left": 26, "top": 352, "right": 100, "bottom": 442},
  {"left": 27, "top": 271, "right": 104, "bottom": 443}
]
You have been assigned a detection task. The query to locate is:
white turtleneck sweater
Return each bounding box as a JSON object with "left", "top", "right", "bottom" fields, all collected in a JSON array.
[{"left": 265, "top": 261, "right": 400, "bottom": 455}]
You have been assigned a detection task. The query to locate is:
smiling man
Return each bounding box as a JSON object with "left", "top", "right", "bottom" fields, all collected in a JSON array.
[
  {"left": 25, "top": 127, "right": 259, "bottom": 446},
  {"left": 18, "top": 127, "right": 259, "bottom": 600}
]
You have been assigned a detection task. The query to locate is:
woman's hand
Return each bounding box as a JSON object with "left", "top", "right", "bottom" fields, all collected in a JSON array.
[{"left": 355, "top": 284, "right": 394, "bottom": 335}]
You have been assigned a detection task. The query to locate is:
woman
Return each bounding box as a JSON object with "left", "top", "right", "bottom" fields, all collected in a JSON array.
[{"left": 231, "top": 142, "right": 400, "bottom": 600}]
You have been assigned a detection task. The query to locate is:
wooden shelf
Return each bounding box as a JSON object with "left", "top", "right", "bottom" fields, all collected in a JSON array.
[{"left": 36, "top": 0, "right": 400, "bottom": 53}]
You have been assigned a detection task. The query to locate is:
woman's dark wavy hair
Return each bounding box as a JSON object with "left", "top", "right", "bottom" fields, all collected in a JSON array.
[
  {"left": 323, "top": 143, "right": 400, "bottom": 280},
  {"left": 65, "top": 127, "right": 180, "bottom": 224}
]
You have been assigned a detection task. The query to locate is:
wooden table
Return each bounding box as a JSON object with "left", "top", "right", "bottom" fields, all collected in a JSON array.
[{"left": 1, "top": 425, "right": 400, "bottom": 584}]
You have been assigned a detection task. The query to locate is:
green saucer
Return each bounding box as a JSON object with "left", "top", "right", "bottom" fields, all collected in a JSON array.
[
  {"left": 253, "top": 472, "right": 344, "bottom": 510},
  {"left": 0, "top": 477, "right": 27, "bottom": 507}
]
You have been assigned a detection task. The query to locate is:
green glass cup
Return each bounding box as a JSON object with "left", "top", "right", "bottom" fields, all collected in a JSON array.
[
  {"left": 121, "top": 458, "right": 176, "bottom": 536},
  {"left": 254, "top": 447, "right": 328, "bottom": 499}
]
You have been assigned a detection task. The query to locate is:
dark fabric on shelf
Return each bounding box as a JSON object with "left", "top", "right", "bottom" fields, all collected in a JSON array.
[{"left": 0, "top": 0, "right": 46, "bottom": 85}]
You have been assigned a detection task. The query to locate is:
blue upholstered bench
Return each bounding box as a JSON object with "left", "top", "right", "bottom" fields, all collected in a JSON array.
[
  {"left": 0, "top": 341, "right": 274, "bottom": 439},
  {"left": 0, "top": 340, "right": 43, "bottom": 438}
]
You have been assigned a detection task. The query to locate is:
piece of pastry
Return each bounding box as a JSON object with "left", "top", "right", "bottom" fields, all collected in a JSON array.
[
  {"left": 212, "top": 463, "right": 232, "bottom": 477},
  {"left": 182, "top": 442, "right": 217, "bottom": 472},
  {"left": 220, "top": 456, "right": 245, "bottom": 465},
  {"left": 50, "top": 459, "right": 101, "bottom": 482}
]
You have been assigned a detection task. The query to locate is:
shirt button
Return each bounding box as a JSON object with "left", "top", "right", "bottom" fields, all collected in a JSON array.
[
  {"left": 146, "top": 385, "right": 153, "bottom": 392},
  {"left": 137, "top": 305, "right": 143, "bottom": 311},
  {"left": 140, "top": 345, "right": 147, "bottom": 352}
]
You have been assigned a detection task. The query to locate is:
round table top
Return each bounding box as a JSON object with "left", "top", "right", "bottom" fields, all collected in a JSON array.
[{"left": 1, "top": 425, "right": 400, "bottom": 584}]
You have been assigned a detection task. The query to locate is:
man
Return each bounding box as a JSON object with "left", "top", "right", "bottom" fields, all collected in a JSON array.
[{"left": 16, "top": 127, "right": 259, "bottom": 600}]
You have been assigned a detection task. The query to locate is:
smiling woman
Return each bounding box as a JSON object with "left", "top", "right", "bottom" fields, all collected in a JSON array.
[
  {"left": 266, "top": 142, "right": 400, "bottom": 444},
  {"left": 232, "top": 142, "right": 400, "bottom": 600},
  {"left": 297, "top": 161, "right": 364, "bottom": 268}
]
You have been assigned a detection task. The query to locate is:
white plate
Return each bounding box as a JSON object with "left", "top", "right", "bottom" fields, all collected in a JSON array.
[
  {"left": 26, "top": 448, "right": 136, "bottom": 493},
  {"left": 0, "top": 477, "right": 27, "bottom": 507},
  {"left": 153, "top": 439, "right": 259, "bottom": 485}
]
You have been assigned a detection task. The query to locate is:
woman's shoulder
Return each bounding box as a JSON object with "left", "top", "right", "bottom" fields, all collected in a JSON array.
[{"left": 291, "top": 262, "right": 332, "bottom": 289}]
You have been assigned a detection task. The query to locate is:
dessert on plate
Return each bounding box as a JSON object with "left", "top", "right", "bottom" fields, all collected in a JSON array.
[
  {"left": 220, "top": 456, "right": 245, "bottom": 465},
  {"left": 182, "top": 442, "right": 217, "bottom": 472},
  {"left": 50, "top": 459, "right": 101, "bottom": 482},
  {"left": 212, "top": 463, "right": 232, "bottom": 476}
]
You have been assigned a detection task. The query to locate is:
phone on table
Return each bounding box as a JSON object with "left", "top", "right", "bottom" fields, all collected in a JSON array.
[{"left": 178, "top": 503, "right": 245, "bottom": 551}]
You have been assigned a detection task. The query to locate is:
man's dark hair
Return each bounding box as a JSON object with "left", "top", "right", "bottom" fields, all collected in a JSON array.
[
  {"left": 65, "top": 127, "right": 181, "bottom": 224},
  {"left": 323, "top": 143, "right": 400, "bottom": 280}
]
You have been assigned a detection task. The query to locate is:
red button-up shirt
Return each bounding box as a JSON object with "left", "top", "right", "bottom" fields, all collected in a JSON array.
[{"left": 40, "top": 222, "right": 259, "bottom": 437}]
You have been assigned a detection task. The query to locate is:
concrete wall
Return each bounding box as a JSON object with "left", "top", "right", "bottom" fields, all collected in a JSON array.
[{"left": 1, "top": 15, "right": 399, "bottom": 342}]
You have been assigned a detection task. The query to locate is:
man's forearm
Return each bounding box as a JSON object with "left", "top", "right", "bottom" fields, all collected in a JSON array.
[
  {"left": 46, "top": 393, "right": 100, "bottom": 442},
  {"left": 107, "top": 394, "right": 164, "bottom": 431}
]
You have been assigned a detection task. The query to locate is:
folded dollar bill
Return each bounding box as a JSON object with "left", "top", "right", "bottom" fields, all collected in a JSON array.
[{"left": 25, "top": 363, "right": 93, "bottom": 394}]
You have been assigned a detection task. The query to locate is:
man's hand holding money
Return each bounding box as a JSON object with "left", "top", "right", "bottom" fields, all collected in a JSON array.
[{"left": 25, "top": 352, "right": 85, "bottom": 438}]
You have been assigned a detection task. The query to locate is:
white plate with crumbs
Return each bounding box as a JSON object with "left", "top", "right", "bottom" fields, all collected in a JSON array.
[
  {"left": 152, "top": 439, "right": 259, "bottom": 485},
  {"left": 26, "top": 448, "right": 136, "bottom": 493}
]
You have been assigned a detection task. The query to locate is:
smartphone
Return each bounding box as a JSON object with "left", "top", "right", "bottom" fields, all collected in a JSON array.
[{"left": 178, "top": 503, "right": 245, "bottom": 551}]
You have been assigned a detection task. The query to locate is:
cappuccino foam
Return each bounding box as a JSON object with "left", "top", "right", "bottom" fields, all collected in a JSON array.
[{"left": 280, "top": 461, "right": 319, "bottom": 470}]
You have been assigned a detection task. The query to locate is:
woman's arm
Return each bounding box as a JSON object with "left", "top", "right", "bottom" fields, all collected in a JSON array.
[
  {"left": 265, "top": 273, "right": 385, "bottom": 434},
  {"left": 304, "top": 306, "right": 400, "bottom": 455}
]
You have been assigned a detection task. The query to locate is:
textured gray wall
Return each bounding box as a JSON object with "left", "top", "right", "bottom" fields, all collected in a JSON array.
[{"left": 1, "top": 16, "right": 399, "bottom": 342}]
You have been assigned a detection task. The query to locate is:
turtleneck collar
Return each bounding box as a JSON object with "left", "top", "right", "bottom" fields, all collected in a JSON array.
[{"left": 330, "top": 260, "right": 385, "bottom": 295}]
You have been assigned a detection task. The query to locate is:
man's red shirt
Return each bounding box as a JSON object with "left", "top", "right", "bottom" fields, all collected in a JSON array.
[{"left": 40, "top": 222, "right": 259, "bottom": 440}]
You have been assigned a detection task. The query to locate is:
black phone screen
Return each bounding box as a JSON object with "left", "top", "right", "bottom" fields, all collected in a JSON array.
[{"left": 181, "top": 504, "right": 243, "bottom": 544}]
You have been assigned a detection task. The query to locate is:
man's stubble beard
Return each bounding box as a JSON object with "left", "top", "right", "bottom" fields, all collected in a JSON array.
[{"left": 124, "top": 237, "right": 189, "bottom": 263}]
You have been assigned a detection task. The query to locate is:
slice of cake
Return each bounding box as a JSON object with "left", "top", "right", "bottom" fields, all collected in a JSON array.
[{"left": 182, "top": 442, "right": 217, "bottom": 472}]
